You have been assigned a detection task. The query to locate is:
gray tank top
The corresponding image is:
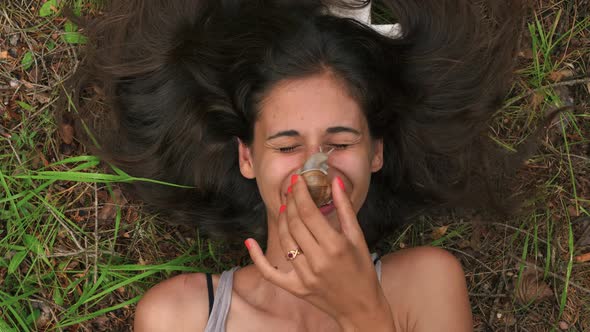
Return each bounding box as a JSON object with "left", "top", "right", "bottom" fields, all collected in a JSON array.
[{"left": 204, "top": 253, "right": 383, "bottom": 332}]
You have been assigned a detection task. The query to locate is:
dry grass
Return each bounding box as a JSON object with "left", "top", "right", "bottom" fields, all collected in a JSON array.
[{"left": 0, "top": 0, "right": 589, "bottom": 331}]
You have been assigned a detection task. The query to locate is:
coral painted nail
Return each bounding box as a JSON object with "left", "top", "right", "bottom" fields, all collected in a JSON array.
[
  {"left": 279, "top": 205, "right": 287, "bottom": 214},
  {"left": 287, "top": 186, "right": 292, "bottom": 194},
  {"left": 336, "top": 176, "right": 345, "bottom": 190},
  {"left": 244, "top": 239, "right": 252, "bottom": 250},
  {"left": 291, "top": 174, "right": 299, "bottom": 184}
]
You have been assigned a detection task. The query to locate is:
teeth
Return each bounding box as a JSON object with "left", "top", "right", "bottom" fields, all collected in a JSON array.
[{"left": 320, "top": 200, "right": 333, "bottom": 207}]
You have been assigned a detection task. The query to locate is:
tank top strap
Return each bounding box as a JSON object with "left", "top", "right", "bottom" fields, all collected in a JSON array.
[
  {"left": 203, "top": 266, "right": 240, "bottom": 332},
  {"left": 371, "top": 252, "right": 382, "bottom": 283}
]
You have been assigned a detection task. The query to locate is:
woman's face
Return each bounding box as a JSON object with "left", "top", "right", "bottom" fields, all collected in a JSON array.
[{"left": 238, "top": 71, "right": 383, "bottom": 226}]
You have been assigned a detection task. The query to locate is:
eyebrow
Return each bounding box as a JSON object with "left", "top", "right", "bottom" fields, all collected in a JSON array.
[{"left": 266, "top": 126, "right": 361, "bottom": 140}]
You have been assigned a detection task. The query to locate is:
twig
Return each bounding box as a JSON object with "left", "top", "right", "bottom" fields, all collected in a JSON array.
[
  {"left": 446, "top": 247, "right": 497, "bottom": 273},
  {"left": 47, "top": 249, "right": 91, "bottom": 258},
  {"left": 507, "top": 253, "right": 590, "bottom": 295},
  {"left": 468, "top": 292, "right": 509, "bottom": 298},
  {"left": 491, "top": 222, "right": 550, "bottom": 245},
  {"left": 93, "top": 183, "right": 99, "bottom": 284},
  {"left": 487, "top": 261, "right": 508, "bottom": 327},
  {"left": 6, "top": 138, "right": 22, "bottom": 166},
  {"left": 502, "top": 76, "right": 590, "bottom": 109},
  {"left": 46, "top": 207, "right": 84, "bottom": 251}
]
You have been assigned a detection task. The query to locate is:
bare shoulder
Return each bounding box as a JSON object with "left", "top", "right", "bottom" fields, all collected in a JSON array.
[
  {"left": 134, "top": 272, "right": 216, "bottom": 332},
  {"left": 379, "top": 247, "right": 473, "bottom": 332}
]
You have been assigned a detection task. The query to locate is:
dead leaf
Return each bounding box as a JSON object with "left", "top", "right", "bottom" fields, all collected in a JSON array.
[
  {"left": 431, "top": 225, "right": 449, "bottom": 240},
  {"left": 31, "top": 148, "right": 49, "bottom": 169},
  {"left": 531, "top": 92, "right": 545, "bottom": 110},
  {"left": 568, "top": 205, "right": 579, "bottom": 217},
  {"left": 97, "top": 188, "right": 128, "bottom": 221},
  {"left": 514, "top": 269, "right": 553, "bottom": 304},
  {"left": 548, "top": 69, "right": 574, "bottom": 83},
  {"left": 575, "top": 252, "right": 590, "bottom": 263},
  {"left": 0, "top": 50, "right": 9, "bottom": 59},
  {"left": 499, "top": 311, "right": 517, "bottom": 326},
  {"left": 559, "top": 321, "right": 569, "bottom": 330},
  {"left": 35, "top": 92, "right": 51, "bottom": 104},
  {"left": 60, "top": 123, "right": 74, "bottom": 144},
  {"left": 32, "top": 301, "right": 52, "bottom": 329}
]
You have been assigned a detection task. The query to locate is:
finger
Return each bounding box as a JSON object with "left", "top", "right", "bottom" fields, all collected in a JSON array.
[
  {"left": 332, "top": 176, "right": 365, "bottom": 246},
  {"left": 291, "top": 175, "right": 340, "bottom": 246},
  {"left": 278, "top": 194, "right": 319, "bottom": 254},
  {"left": 244, "top": 238, "right": 302, "bottom": 291},
  {"left": 284, "top": 192, "right": 320, "bottom": 266}
]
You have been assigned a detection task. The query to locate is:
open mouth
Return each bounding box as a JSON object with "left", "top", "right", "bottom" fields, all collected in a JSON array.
[{"left": 319, "top": 200, "right": 335, "bottom": 215}]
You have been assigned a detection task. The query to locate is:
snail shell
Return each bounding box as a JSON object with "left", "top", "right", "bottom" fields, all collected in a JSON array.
[
  {"left": 301, "top": 170, "right": 332, "bottom": 207},
  {"left": 298, "top": 152, "right": 332, "bottom": 207}
]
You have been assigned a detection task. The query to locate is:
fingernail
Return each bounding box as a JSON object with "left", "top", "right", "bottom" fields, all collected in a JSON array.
[
  {"left": 279, "top": 205, "right": 287, "bottom": 214},
  {"left": 287, "top": 186, "right": 292, "bottom": 194},
  {"left": 336, "top": 176, "right": 345, "bottom": 190},
  {"left": 244, "top": 239, "right": 252, "bottom": 250},
  {"left": 291, "top": 174, "right": 299, "bottom": 185}
]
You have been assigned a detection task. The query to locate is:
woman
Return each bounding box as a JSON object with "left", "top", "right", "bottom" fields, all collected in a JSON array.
[{"left": 69, "top": 0, "right": 523, "bottom": 330}]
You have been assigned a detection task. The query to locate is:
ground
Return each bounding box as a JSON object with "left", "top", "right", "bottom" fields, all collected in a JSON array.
[{"left": 0, "top": 0, "right": 589, "bottom": 331}]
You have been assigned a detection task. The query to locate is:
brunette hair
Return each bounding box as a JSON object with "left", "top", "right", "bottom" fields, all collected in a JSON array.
[{"left": 66, "top": 0, "right": 524, "bottom": 248}]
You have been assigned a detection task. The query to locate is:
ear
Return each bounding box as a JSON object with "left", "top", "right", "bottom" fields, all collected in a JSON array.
[
  {"left": 370, "top": 139, "right": 384, "bottom": 172},
  {"left": 237, "top": 138, "right": 256, "bottom": 179}
]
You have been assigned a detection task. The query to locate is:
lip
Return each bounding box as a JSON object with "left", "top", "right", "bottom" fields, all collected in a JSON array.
[{"left": 319, "top": 201, "right": 336, "bottom": 215}]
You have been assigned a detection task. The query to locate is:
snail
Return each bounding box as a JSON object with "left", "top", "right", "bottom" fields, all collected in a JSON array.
[{"left": 297, "top": 149, "right": 333, "bottom": 207}]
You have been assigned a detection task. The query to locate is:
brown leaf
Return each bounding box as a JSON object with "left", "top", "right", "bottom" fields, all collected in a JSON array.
[
  {"left": 60, "top": 123, "right": 74, "bottom": 144},
  {"left": 575, "top": 252, "right": 590, "bottom": 263},
  {"left": 559, "top": 321, "right": 569, "bottom": 330},
  {"left": 568, "top": 205, "right": 579, "bottom": 217},
  {"left": 431, "top": 225, "right": 449, "bottom": 240},
  {"left": 548, "top": 69, "right": 574, "bottom": 83},
  {"left": 33, "top": 301, "right": 52, "bottom": 329},
  {"left": 531, "top": 92, "right": 545, "bottom": 110},
  {"left": 0, "top": 50, "right": 9, "bottom": 59},
  {"left": 98, "top": 188, "right": 128, "bottom": 221},
  {"left": 514, "top": 269, "right": 553, "bottom": 304},
  {"left": 35, "top": 92, "right": 51, "bottom": 104}
]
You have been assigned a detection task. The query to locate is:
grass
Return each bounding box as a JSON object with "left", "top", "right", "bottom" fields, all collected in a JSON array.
[{"left": 1, "top": 0, "right": 589, "bottom": 331}]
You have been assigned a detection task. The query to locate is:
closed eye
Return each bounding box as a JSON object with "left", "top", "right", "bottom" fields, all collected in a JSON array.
[
  {"left": 327, "top": 144, "right": 350, "bottom": 150},
  {"left": 278, "top": 145, "right": 300, "bottom": 153}
]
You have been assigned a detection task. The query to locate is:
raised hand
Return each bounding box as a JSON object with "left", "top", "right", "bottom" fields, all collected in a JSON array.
[{"left": 245, "top": 175, "right": 395, "bottom": 331}]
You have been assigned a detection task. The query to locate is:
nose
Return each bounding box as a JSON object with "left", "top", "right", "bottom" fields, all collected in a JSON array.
[{"left": 300, "top": 145, "right": 332, "bottom": 174}]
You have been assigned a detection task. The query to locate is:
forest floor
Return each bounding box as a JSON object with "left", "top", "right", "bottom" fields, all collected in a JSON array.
[{"left": 0, "top": 0, "right": 589, "bottom": 331}]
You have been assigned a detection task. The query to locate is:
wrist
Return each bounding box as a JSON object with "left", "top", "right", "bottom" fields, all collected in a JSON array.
[{"left": 336, "top": 295, "right": 395, "bottom": 332}]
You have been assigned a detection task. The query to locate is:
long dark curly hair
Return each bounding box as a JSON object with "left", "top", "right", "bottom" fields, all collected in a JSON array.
[{"left": 65, "top": 0, "right": 525, "bottom": 249}]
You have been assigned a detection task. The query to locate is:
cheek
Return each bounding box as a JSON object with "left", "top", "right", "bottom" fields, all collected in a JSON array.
[
  {"left": 253, "top": 155, "right": 292, "bottom": 203},
  {"left": 331, "top": 151, "right": 372, "bottom": 211}
]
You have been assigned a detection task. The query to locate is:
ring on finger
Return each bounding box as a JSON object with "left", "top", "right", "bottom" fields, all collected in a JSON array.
[{"left": 286, "top": 248, "right": 303, "bottom": 261}]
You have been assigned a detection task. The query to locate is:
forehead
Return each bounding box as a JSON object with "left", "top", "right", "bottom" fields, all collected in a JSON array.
[{"left": 255, "top": 72, "right": 367, "bottom": 135}]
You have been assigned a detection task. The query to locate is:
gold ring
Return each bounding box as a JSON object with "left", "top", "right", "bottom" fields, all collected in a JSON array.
[{"left": 286, "top": 248, "right": 303, "bottom": 261}]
